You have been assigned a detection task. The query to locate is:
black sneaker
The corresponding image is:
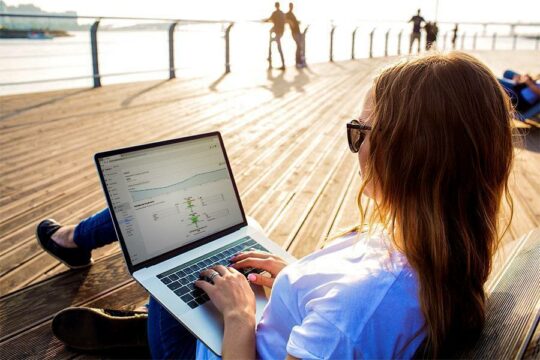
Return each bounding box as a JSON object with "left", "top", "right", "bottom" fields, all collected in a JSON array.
[
  {"left": 52, "top": 307, "right": 148, "bottom": 351},
  {"left": 36, "top": 219, "right": 93, "bottom": 269}
]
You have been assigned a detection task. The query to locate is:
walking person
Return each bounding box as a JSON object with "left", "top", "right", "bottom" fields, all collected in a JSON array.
[
  {"left": 266, "top": 2, "right": 286, "bottom": 70},
  {"left": 285, "top": 2, "right": 305, "bottom": 68},
  {"left": 408, "top": 9, "right": 426, "bottom": 54}
]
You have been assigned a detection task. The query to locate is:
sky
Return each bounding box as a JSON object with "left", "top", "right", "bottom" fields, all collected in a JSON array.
[{"left": 4, "top": 0, "right": 540, "bottom": 24}]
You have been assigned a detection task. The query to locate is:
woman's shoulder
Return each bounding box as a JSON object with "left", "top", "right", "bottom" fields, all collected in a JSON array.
[{"left": 276, "top": 230, "right": 420, "bottom": 329}]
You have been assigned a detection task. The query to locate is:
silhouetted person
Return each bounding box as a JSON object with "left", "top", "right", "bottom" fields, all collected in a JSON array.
[
  {"left": 286, "top": 2, "right": 305, "bottom": 68},
  {"left": 267, "top": 2, "right": 286, "bottom": 70},
  {"left": 425, "top": 22, "right": 438, "bottom": 50},
  {"left": 451, "top": 24, "right": 459, "bottom": 49},
  {"left": 408, "top": 9, "right": 425, "bottom": 54}
]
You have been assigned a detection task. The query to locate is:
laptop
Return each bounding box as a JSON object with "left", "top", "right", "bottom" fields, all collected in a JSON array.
[{"left": 94, "top": 132, "right": 296, "bottom": 356}]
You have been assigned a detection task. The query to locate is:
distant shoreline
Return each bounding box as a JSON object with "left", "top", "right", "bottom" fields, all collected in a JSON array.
[{"left": 0, "top": 28, "right": 70, "bottom": 39}]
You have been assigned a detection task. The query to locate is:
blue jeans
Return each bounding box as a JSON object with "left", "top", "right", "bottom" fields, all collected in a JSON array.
[
  {"left": 147, "top": 297, "right": 197, "bottom": 359},
  {"left": 498, "top": 70, "right": 540, "bottom": 120},
  {"left": 73, "top": 208, "right": 196, "bottom": 359}
]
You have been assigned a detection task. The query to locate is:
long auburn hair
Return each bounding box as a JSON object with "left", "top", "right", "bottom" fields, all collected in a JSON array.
[{"left": 357, "top": 52, "right": 514, "bottom": 357}]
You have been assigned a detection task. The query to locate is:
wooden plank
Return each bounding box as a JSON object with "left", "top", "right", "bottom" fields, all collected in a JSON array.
[
  {"left": 0, "top": 65, "right": 363, "bottom": 294},
  {"left": 0, "top": 252, "right": 131, "bottom": 339},
  {"left": 0, "top": 280, "right": 148, "bottom": 360}
]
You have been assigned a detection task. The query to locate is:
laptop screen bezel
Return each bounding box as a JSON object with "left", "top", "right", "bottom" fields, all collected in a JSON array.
[{"left": 94, "top": 132, "right": 248, "bottom": 274}]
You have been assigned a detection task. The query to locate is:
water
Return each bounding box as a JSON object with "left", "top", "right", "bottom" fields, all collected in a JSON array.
[{"left": 0, "top": 22, "right": 538, "bottom": 96}]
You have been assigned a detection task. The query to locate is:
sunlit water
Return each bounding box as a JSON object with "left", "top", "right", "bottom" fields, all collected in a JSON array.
[{"left": 0, "top": 22, "right": 538, "bottom": 96}]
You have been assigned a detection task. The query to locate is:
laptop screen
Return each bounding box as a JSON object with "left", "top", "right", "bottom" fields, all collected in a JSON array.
[{"left": 97, "top": 134, "right": 245, "bottom": 266}]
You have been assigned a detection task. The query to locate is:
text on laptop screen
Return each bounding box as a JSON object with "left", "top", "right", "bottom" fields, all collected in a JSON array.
[{"left": 98, "top": 135, "right": 244, "bottom": 265}]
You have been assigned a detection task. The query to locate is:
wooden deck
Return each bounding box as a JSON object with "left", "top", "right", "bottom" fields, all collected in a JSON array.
[{"left": 0, "top": 51, "right": 539, "bottom": 358}]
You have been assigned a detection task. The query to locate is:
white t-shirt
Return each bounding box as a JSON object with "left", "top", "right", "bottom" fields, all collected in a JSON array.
[{"left": 196, "top": 230, "right": 425, "bottom": 359}]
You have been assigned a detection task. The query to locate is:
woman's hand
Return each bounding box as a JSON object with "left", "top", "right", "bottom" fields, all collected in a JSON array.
[
  {"left": 230, "top": 251, "right": 289, "bottom": 288},
  {"left": 195, "top": 265, "right": 256, "bottom": 322},
  {"left": 196, "top": 266, "right": 257, "bottom": 360}
]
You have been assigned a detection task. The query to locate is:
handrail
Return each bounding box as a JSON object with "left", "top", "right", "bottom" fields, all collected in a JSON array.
[
  {"left": 0, "top": 12, "right": 238, "bottom": 24},
  {"left": 1, "top": 11, "right": 539, "bottom": 90},
  {"left": 3, "top": 12, "right": 539, "bottom": 27}
]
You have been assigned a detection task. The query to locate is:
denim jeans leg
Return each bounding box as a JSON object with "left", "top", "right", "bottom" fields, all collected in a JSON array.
[
  {"left": 73, "top": 208, "right": 117, "bottom": 252},
  {"left": 147, "top": 297, "right": 197, "bottom": 359}
]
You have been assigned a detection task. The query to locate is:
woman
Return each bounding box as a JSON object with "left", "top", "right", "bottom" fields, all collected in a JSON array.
[{"left": 44, "top": 52, "right": 514, "bottom": 359}]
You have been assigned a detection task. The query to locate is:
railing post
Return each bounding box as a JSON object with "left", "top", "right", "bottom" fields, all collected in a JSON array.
[
  {"left": 225, "top": 22, "right": 233, "bottom": 73},
  {"left": 536, "top": 36, "right": 539, "bottom": 51},
  {"left": 397, "top": 30, "right": 403, "bottom": 55},
  {"left": 369, "top": 28, "right": 375, "bottom": 58},
  {"left": 384, "top": 28, "right": 390, "bottom": 57},
  {"left": 168, "top": 21, "right": 178, "bottom": 79},
  {"left": 512, "top": 34, "right": 518, "bottom": 50},
  {"left": 492, "top": 32, "right": 497, "bottom": 50},
  {"left": 472, "top": 33, "right": 477, "bottom": 50},
  {"left": 442, "top": 32, "right": 447, "bottom": 51},
  {"left": 351, "top": 27, "right": 358, "bottom": 60},
  {"left": 329, "top": 25, "right": 336, "bottom": 62},
  {"left": 460, "top": 32, "right": 466, "bottom": 50},
  {"left": 90, "top": 20, "right": 101, "bottom": 88}
]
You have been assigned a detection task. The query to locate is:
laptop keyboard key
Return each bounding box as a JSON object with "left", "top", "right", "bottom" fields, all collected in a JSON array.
[
  {"left": 169, "top": 273, "right": 179, "bottom": 281},
  {"left": 187, "top": 300, "right": 198, "bottom": 309},
  {"left": 180, "top": 293, "right": 193, "bottom": 303},
  {"left": 203, "top": 259, "right": 212, "bottom": 266},
  {"left": 174, "top": 286, "right": 190, "bottom": 297},
  {"left": 195, "top": 297, "right": 207, "bottom": 305},
  {"left": 168, "top": 281, "right": 181, "bottom": 290},
  {"left": 162, "top": 277, "right": 172, "bottom": 285}
]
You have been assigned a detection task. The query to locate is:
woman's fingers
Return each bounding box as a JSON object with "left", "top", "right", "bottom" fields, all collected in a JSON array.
[
  {"left": 231, "top": 250, "right": 275, "bottom": 262},
  {"left": 194, "top": 279, "right": 214, "bottom": 293},
  {"left": 247, "top": 273, "right": 274, "bottom": 288},
  {"left": 211, "top": 265, "right": 229, "bottom": 276},
  {"left": 199, "top": 266, "right": 227, "bottom": 283},
  {"left": 231, "top": 257, "right": 274, "bottom": 272}
]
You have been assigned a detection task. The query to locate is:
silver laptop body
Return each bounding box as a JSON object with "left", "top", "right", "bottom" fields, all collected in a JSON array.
[{"left": 95, "top": 132, "right": 295, "bottom": 356}]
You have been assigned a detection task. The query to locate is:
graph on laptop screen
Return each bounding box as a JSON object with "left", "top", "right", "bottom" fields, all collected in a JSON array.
[{"left": 98, "top": 135, "right": 244, "bottom": 265}]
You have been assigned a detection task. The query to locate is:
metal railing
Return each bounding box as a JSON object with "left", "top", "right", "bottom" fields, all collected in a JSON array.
[
  {"left": 1, "top": 13, "right": 238, "bottom": 87},
  {"left": 1, "top": 12, "right": 540, "bottom": 90}
]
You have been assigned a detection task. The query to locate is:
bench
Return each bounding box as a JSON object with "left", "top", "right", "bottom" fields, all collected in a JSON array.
[{"left": 463, "top": 228, "right": 540, "bottom": 359}]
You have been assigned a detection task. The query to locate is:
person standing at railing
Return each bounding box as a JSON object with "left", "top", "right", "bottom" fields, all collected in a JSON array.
[
  {"left": 286, "top": 2, "right": 305, "bottom": 68},
  {"left": 425, "top": 22, "right": 439, "bottom": 51},
  {"left": 266, "top": 2, "right": 286, "bottom": 70},
  {"left": 408, "top": 9, "right": 426, "bottom": 54},
  {"left": 452, "top": 24, "right": 459, "bottom": 50}
]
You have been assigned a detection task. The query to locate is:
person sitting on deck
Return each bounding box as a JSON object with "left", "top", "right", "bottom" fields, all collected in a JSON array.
[
  {"left": 498, "top": 70, "right": 540, "bottom": 123},
  {"left": 39, "top": 52, "right": 515, "bottom": 359}
]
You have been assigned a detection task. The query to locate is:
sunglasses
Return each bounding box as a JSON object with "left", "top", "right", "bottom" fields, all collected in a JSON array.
[{"left": 347, "top": 119, "right": 372, "bottom": 153}]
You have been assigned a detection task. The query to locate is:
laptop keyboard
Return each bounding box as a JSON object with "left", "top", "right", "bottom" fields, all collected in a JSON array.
[{"left": 157, "top": 236, "right": 268, "bottom": 309}]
